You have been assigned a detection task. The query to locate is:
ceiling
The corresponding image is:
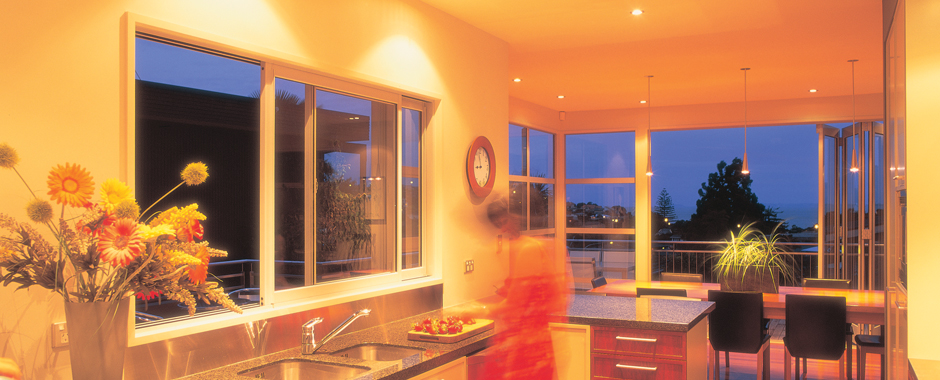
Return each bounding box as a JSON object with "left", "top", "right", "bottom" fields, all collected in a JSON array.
[{"left": 418, "top": 0, "right": 884, "bottom": 112}]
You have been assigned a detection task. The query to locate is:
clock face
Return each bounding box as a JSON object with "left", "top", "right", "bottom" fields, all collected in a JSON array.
[{"left": 474, "top": 146, "right": 490, "bottom": 186}]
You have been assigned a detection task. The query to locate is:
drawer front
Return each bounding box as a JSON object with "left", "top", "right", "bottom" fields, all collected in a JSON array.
[
  {"left": 592, "top": 327, "right": 686, "bottom": 360},
  {"left": 591, "top": 354, "right": 685, "bottom": 380}
]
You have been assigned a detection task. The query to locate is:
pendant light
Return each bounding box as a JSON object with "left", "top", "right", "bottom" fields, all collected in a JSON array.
[
  {"left": 741, "top": 68, "right": 750, "bottom": 175},
  {"left": 849, "top": 59, "right": 860, "bottom": 173},
  {"left": 645, "top": 75, "right": 654, "bottom": 177}
]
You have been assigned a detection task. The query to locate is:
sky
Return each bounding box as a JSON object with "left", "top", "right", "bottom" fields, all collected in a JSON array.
[{"left": 138, "top": 37, "right": 838, "bottom": 230}]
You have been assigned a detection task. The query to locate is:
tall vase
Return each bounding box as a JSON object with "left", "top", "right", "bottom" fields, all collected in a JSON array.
[{"left": 63, "top": 298, "right": 129, "bottom": 380}]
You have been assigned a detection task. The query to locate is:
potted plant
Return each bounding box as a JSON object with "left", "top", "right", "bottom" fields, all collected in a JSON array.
[{"left": 712, "top": 222, "right": 795, "bottom": 293}]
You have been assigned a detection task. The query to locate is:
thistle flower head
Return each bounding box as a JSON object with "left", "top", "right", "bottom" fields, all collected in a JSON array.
[
  {"left": 25, "top": 198, "right": 54, "bottom": 224},
  {"left": 180, "top": 162, "right": 208, "bottom": 186},
  {"left": 0, "top": 143, "right": 19, "bottom": 169}
]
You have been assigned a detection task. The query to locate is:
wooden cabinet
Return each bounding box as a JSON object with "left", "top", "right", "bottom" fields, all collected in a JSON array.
[
  {"left": 550, "top": 322, "right": 590, "bottom": 380},
  {"left": 409, "top": 357, "right": 467, "bottom": 380},
  {"left": 589, "top": 319, "right": 707, "bottom": 380}
]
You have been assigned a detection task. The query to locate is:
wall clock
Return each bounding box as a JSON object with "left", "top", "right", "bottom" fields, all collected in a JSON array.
[{"left": 467, "top": 136, "right": 495, "bottom": 198}]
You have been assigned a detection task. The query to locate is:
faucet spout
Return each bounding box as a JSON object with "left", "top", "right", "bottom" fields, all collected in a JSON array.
[{"left": 302, "top": 309, "right": 371, "bottom": 355}]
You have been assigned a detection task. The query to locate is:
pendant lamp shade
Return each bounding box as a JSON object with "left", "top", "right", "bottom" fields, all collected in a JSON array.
[
  {"left": 645, "top": 75, "right": 654, "bottom": 177},
  {"left": 741, "top": 68, "right": 750, "bottom": 175}
]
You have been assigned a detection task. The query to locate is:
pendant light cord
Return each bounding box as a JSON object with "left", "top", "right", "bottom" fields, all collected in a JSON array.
[
  {"left": 849, "top": 59, "right": 859, "bottom": 172},
  {"left": 646, "top": 75, "right": 653, "bottom": 176}
]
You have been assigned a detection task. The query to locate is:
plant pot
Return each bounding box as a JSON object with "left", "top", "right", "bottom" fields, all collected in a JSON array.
[
  {"left": 63, "top": 298, "right": 129, "bottom": 380},
  {"left": 718, "top": 266, "right": 780, "bottom": 293}
]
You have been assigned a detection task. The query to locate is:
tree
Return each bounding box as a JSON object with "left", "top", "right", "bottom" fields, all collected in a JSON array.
[
  {"left": 654, "top": 189, "right": 677, "bottom": 222},
  {"left": 684, "top": 158, "right": 779, "bottom": 241}
]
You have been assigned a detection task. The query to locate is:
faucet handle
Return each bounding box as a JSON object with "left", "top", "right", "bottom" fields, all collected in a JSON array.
[{"left": 303, "top": 317, "right": 324, "bottom": 332}]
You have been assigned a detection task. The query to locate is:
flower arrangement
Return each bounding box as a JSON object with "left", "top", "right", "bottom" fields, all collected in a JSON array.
[{"left": 0, "top": 142, "right": 242, "bottom": 316}]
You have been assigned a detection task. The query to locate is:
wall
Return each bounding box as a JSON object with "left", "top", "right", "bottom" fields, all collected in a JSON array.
[
  {"left": 0, "top": 0, "right": 508, "bottom": 378},
  {"left": 904, "top": 0, "right": 940, "bottom": 362}
]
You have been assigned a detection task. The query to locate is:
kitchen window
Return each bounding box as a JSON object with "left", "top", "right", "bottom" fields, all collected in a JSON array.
[{"left": 507, "top": 124, "right": 555, "bottom": 233}]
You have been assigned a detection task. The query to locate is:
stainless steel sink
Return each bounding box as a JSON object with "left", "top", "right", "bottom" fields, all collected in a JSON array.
[
  {"left": 238, "top": 359, "right": 369, "bottom": 380},
  {"left": 330, "top": 343, "right": 425, "bottom": 361}
]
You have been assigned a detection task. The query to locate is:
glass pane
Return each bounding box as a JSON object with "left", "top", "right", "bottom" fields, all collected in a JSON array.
[
  {"left": 509, "top": 124, "right": 527, "bottom": 176},
  {"left": 402, "top": 108, "right": 422, "bottom": 270},
  {"left": 529, "top": 129, "right": 554, "bottom": 179},
  {"left": 530, "top": 183, "right": 554, "bottom": 230},
  {"left": 135, "top": 38, "right": 261, "bottom": 320},
  {"left": 316, "top": 89, "right": 396, "bottom": 283},
  {"left": 566, "top": 184, "right": 635, "bottom": 228},
  {"left": 274, "top": 78, "right": 308, "bottom": 290},
  {"left": 566, "top": 132, "right": 635, "bottom": 179},
  {"left": 509, "top": 181, "right": 527, "bottom": 231},
  {"left": 567, "top": 233, "right": 636, "bottom": 283}
]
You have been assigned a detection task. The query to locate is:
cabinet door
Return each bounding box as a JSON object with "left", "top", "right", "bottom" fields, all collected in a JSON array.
[
  {"left": 409, "top": 357, "right": 467, "bottom": 380},
  {"left": 550, "top": 322, "right": 591, "bottom": 380}
]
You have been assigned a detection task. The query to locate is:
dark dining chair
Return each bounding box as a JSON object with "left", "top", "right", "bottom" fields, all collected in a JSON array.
[
  {"left": 590, "top": 276, "right": 607, "bottom": 289},
  {"left": 801, "top": 277, "right": 854, "bottom": 376},
  {"left": 636, "top": 287, "right": 687, "bottom": 298},
  {"left": 855, "top": 330, "right": 885, "bottom": 380},
  {"left": 661, "top": 272, "right": 704, "bottom": 283},
  {"left": 708, "top": 290, "right": 770, "bottom": 380},
  {"left": 784, "top": 294, "right": 847, "bottom": 380}
]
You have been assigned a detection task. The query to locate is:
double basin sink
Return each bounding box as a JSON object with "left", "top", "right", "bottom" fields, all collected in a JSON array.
[{"left": 238, "top": 344, "right": 426, "bottom": 380}]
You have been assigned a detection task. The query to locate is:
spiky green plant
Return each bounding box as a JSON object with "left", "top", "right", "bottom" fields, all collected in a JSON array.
[{"left": 712, "top": 222, "right": 795, "bottom": 291}]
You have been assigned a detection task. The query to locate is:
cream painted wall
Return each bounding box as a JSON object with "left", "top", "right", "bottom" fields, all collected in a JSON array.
[
  {"left": 903, "top": 0, "right": 940, "bottom": 362},
  {"left": 0, "top": 0, "right": 508, "bottom": 378}
]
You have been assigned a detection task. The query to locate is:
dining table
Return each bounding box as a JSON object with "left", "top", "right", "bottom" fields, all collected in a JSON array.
[{"left": 590, "top": 279, "right": 885, "bottom": 325}]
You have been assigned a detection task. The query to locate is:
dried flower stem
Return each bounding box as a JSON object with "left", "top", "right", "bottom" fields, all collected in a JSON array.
[{"left": 139, "top": 181, "right": 184, "bottom": 221}]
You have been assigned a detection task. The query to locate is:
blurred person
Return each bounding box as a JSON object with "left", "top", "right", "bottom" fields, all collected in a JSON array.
[
  {"left": 0, "top": 357, "right": 22, "bottom": 380},
  {"left": 480, "top": 197, "right": 571, "bottom": 379}
]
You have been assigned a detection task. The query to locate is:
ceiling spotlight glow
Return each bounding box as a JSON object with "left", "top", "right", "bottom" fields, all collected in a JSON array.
[
  {"left": 632, "top": 9, "right": 643, "bottom": 15},
  {"left": 513, "top": 78, "right": 521, "bottom": 82},
  {"left": 640, "top": 100, "right": 647, "bottom": 104},
  {"left": 557, "top": 95, "right": 565, "bottom": 99},
  {"left": 809, "top": 89, "right": 817, "bottom": 93}
]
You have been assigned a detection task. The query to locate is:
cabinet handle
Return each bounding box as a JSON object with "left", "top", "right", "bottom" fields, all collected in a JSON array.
[
  {"left": 615, "top": 336, "right": 657, "bottom": 343},
  {"left": 895, "top": 300, "right": 907, "bottom": 310},
  {"left": 616, "top": 364, "right": 658, "bottom": 371}
]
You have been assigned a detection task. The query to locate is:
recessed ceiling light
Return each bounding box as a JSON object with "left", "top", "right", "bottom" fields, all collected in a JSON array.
[
  {"left": 632, "top": 9, "right": 643, "bottom": 15},
  {"left": 809, "top": 89, "right": 817, "bottom": 93},
  {"left": 640, "top": 100, "right": 647, "bottom": 104},
  {"left": 513, "top": 78, "right": 521, "bottom": 82},
  {"left": 557, "top": 95, "right": 565, "bottom": 99}
]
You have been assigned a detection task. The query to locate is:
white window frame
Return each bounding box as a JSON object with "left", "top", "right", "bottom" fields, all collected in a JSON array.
[
  {"left": 123, "top": 12, "right": 440, "bottom": 346},
  {"left": 507, "top": 123, "right": 557, "bottom": 236}
]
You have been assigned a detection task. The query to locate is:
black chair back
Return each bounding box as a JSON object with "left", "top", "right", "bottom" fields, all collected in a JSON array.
[
  {"left": 802, "top": 278, "right": 851, "bottom": 289},
  {"left": 708, "top": 290, "right": 766, "bottom": 354},
  {"left": 636, "top": 287, "right": 687, "bottom": 297},
  {"left": 785, "top": 294, "right": 847, "bottom": 360},
  {"left": 591, "top": 276, "right": 607, "bottom": 288},
  {"left": 661, "top": 273, "right": 704, "bottom": 283}
]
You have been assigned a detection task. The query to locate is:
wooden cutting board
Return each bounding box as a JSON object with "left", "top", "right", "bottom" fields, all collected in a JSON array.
[{"left": 407, "top": 319, "right": 495, "bottom": 343}]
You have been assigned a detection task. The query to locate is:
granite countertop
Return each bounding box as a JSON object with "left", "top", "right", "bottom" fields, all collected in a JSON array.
[
  {"left": 557, "top": 294, "right": 715, "bottom": 331},
  {"left": 180, "top": 294, "right": 714, "bottom": 379}
]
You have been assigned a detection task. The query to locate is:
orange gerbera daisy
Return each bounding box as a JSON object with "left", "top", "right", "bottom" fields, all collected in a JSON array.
[
  {"left": 47, "top": 163, "right": 95, "bottom": 208},
  {"left": 188, "top": 246, "right": 210, "bottom": 285},
  {"left": 177, "top": 219, "right": 205, "bottom": 243},
  {"left": 97, "top": 218, "right": 145, "bottom": 267}
]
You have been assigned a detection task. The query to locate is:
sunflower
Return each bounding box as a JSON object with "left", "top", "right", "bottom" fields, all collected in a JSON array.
[
  {"left": 100, "top": 178, "right": 134, "bottom": 212},
  {"left": 47, "top": 163, "right": 95, "bottom": 208},
  {"left": 97, "top": 218, "right": 145, "bottom": 267},
  {"left": 188, "top": 246, "right": 210, "bottom": 285}
]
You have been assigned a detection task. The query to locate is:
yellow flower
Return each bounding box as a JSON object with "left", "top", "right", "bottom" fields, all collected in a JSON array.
[
  {"left": 0, "top": 143, "right": 19, "bottom": 169},
  {"left": 137, "top": 224, "right": 175, "bottom": 241},
  {"left": 100, "top": 179, "right": 134, "bottom": 211},
  {"left": 166, "top": 249, "right": 201, "bottom": 267},
  {"left": 25, "top": 198, "right": 54, "bottom": 224},
  {"left": 47, "top": 163, "right": 95, "bottom": 208},
  {"left": 112, "top": 199, "right": 140, "bottom": 219},
  {"left": 180, "top": 162, "right": 208, "bottom": 186}
]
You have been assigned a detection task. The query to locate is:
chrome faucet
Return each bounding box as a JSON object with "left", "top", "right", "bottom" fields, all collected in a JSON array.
[{"left": 301, "top": 309, "right": 371, "bottom": 355}]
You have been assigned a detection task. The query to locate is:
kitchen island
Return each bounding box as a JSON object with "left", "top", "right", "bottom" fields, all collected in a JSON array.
[{"left": 178, "top": 294, "right": 713, "bottom": 380}]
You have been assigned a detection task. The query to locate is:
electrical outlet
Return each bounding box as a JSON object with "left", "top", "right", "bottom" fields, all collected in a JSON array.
[
  {"left": 52, "top": 322, "right": 68, "bottom": 348},
  {"left": 465, "top": 260, "right": 474, "bottom": 273}
]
